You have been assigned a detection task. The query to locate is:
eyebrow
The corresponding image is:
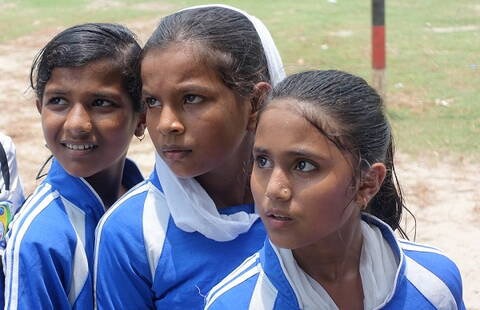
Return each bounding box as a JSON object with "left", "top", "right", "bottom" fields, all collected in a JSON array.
[
  {"left": 91, "top": 91, "right": 119, "bottom": 99},
  {"left": 288, "top": 149, "right": 329, "bottom": 161},
  {"left": 141, "top": 89, "right": 153, "bottom": 97},
  {"left": 43, "top": 89, "right": 123, "bottom": 101},
  {"left": 252, "top": 146, "right": 270, "bottom": 155},
  {"left": 43, "top": 89, "right": 68, "bottom": 96},
  {"left": 178, "top": 84, "right": 213, "bottom": 94},
  {"left": 253, "top": 146, "right": 329, "bottom": 161}
]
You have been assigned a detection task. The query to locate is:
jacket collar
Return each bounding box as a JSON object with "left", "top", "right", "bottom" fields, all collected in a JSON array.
[{"left": 260, "top": 214, "right": 406, "bottom": 307}]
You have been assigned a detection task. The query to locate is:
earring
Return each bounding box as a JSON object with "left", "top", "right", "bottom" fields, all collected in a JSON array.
[{"left": 136, "top": 133, "right": 145, "bottom": 142}]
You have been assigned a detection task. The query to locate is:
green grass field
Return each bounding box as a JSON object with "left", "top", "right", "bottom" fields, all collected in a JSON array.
[{"left": 1, "top": 0, "right": 478, "bottom": 156}]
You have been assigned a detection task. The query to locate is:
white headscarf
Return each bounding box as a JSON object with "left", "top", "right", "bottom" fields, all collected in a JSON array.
[{"left": 154, "top": 4, "right": 285, "bottom": 241}]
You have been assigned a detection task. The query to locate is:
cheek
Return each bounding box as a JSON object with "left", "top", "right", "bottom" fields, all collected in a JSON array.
[
  {"left": 41, "top": 112, "right": 61, "bottom": 137},
  {"left": 102, "top": 113, "right": 137, "bottom": 134},
  {"left": 298, "top": 181, "right": 352, "bottom": 218}
]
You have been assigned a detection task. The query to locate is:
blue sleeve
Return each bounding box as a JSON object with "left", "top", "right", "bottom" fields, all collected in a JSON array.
[
  {"left": 405, "top": 249, "right": 466, "bottom": 310},
  {"left": 0, "top": 266, "right": 4, "bottom": 310},
  {"left": 3, "top": 212, "right": 75, "bottom": 309},
  {"left": 95, "top": 194, "right": 154, "bottom": 309}
]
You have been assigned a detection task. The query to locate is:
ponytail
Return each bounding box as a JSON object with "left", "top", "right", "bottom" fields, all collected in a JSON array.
[{"left": 367, "top": 137, "right": 412, "bottom": 238}]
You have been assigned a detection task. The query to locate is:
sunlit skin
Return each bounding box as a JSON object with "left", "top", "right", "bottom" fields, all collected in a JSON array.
[
  {"left": 251, "top": 100, "right": 386, "bottom": 309},
  {"left": 141, "top": 43, "right": 269, "bottom": 208},
  {"left": 37, "top": 59, "right": 145, "bottom": 207}
]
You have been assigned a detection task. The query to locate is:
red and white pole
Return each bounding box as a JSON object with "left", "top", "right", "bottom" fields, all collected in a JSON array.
[{"left": 372, "top": 0, "right": 386, "bottom": 99}]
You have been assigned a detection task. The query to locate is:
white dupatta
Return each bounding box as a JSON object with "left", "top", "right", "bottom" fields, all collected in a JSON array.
[{"left": 155, "top": 4, "right": 285, "bottom": 242}]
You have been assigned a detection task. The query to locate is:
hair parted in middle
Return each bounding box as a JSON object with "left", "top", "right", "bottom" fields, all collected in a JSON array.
[{"left": 142, "top": 6, "right": 271, "bottom": 98}]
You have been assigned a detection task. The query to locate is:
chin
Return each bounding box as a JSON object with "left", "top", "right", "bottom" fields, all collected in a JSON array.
[
  {"left": 168, "top": 164, "right": 209, "bottom": 179},
  {"left": 269, "top": 236, "right": 296, "bottom": 250},
  {"left": 62, "top": 164, "right": 96, "bottom": 179},
  {"left": 167, "top": 167, "right": 195, "bottom": 179}
]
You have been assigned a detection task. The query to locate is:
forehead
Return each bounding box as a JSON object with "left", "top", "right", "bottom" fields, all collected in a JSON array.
[
  {"left": 141, "top": 42, "right": 219, "bottom": 82},
  {"left": 256, "top": 106, "right": 328, "bottom": 148},
  {"left": 255, "top": 106, "right": 352, "bottom": 167},
  {"left": 47, "top": 59, "right": 124, "bottom": 87}
]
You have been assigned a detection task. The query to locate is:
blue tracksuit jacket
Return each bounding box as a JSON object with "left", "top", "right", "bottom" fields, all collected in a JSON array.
[
  {"left": 3, "top": 158, "right": 143, "bottom": 309},
  {"left": 205, "top": 215, "right": 465, "bottom": 310},
  {"left": 94, "top": 169, "right": 266, "bottom": 309}
]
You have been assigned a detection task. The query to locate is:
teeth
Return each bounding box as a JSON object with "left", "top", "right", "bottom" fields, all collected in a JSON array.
[
  {"left": 271, "top": 214, "right": 290, "bottom": 220},
  {"left": 65, "top": 143, "right": 95, "bottom": 150}
]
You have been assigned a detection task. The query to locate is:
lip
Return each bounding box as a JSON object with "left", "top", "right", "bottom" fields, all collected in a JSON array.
[
  {"left": 263, "top": 209, "right": 294, "bottom": 230},
  {"left": 61, "top": 142, "right": 97, "bottom": 152},
  {"left": 160, "top": 145, "right": 192, "bottom": 161}
]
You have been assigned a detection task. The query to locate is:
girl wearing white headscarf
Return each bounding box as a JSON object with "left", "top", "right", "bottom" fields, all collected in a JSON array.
[{"left": 94, "top": 5, "right": 285, "bottom": 309}]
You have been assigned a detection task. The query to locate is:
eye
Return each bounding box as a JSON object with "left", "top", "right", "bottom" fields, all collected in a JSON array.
[
  {"left": 255, "top": 155, "right": 272, "bottom": 169},
  {"left": 92, "top": 99, "right": 114, "bottom": 107},
  {"left": 144, "top": 97, "right": 161, "bottom": 108},
  {"left": 47, "top": 97, "right": 68, "bottom": 105},
  {"left": 184, "top": 94, "right": 203, "bottom": 104},
  {"left": 294, "top": 160, "right": 316, "bottom": 172}
]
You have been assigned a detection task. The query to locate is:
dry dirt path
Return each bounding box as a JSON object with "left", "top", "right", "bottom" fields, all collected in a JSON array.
[{"left": 0, "top": 19, "right": 478, "bottom": 309}]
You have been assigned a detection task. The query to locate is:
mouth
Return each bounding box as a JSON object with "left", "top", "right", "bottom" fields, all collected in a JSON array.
[
  {"left": 266, "top": 211, "right": 293, "bottom": 221},
  {"left": 62, "top": 143, "right": 97, "bottom": 151},
  {"left": 161, "top": 146, "right": 192, "bottom": 160}
]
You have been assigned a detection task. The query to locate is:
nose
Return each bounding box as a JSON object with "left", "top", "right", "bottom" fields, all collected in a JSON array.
[
  {"left": 265, "top": 168, "right": 292, "bottom": 202},
  {"left": 158, "top": 105, "right": 185, "bottom": 136},
  {"left": 64, "top": 103, "right": 92, "bottom": 136}
]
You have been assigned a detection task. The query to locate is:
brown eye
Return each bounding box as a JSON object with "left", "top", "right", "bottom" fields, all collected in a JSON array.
[
  {"left": 295, "top": 160, "right": 316, "bottom": 172},
  {"left": 184, "top": 94, "right": 203, "bottom": 104},
  {"left": 92, "top": 99, "right": 114, "bottom": 107},
  {"left": 47, "top": 97, "right": 68, "bottom": 105},
  {"left": 255, "top": 156, "right": 272, "bottom": 168},
  {"left": 144, "top": 97, "right": 161, "bottom": 108}
]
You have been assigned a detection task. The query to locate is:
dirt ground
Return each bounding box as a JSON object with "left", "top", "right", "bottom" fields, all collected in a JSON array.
[{"left": 0, "top": 19, "right": 478, "bottom": 309}]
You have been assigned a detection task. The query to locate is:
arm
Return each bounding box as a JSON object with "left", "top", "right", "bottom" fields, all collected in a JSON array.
[
  {"left": 0, "top": 135, "right": 25, "bottom": 213},
  {"left": 3, "top": 218, "right": 74, "bottom": 309},
  {"left": 94, "top": 198, "right": 155, "bottom": 310}
]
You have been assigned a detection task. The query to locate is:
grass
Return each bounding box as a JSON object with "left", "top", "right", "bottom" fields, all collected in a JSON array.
[{"left": 0, "top": 0, "right": 478, "bottom": 156}]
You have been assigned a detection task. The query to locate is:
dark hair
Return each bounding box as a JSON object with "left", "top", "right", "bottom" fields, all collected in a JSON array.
[
  {"left": 30, "top": 23, "right": 143, "bottom": 112},
  {"left": 265, "top": 70, "right": 410, "bottom": 236},
  {"left": 142, "top": 6, "right": 270, "bottom": 97}
]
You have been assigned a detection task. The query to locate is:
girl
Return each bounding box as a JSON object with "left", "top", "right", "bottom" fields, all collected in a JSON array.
[
  {"left": 0, "top": 132, "right": 24, "bottom": 309},
  {"left": 0, "top": 132, "right": 25, "bottom": 218},
  {"left": 3, "top": 23, "right": 145, "bottom": 309},
  {"left": 205, "top": 70, "right": 465, "bottom": 309},
  {"left": 94, "top": 5, "right": 284, "bottom": 309}
]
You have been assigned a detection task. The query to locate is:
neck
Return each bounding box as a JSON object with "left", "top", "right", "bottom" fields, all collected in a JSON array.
[
  {"left": 291, "top": 211, "right": 364, "bottom": 309},
  {"left": 85, "top": 158, "right": 126, "bottom": 209},
  {"left": 293, "top": 212, "right": 363, "bottom": 283},
  {"left": 195, "top": 134, "right": 254, "bottom": 208}
]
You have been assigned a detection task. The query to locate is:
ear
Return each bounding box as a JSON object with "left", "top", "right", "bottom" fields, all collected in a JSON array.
[
  {"left": 36, "top": 99, "right": 42, "bottom": 114},
  {"left": 355, "top": 163, "right": 387, "bottom": 207},
  {"left": 134, "top": 110, "right": 146, "bottom": 138},
  {"left": 247, "top": 82, "right": 271, "bottom": 132}
]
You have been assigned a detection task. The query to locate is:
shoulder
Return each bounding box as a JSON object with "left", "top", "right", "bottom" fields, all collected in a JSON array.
[
  {"left": 0, "top": 133, "right": 14, "bottom": 155},
  {"left": 400, "top": 239, "right": 462, "bottom": 280},
  {"left": 399, "top": 239, "right": 464, "bottom": 308},
  {"left": 97, "top": 180, "right": 151, "bottom": 234},
  {"left": 122, "top": 158, "right": 145, "bottom": 190},
  {"left": 6, "top": 184, "right": 77, "bottom": 255},
  {"left": 205, "top": 252, "right": 264, "bottom": 309},
  {"left": 96, "top": 178, "right": 171, "bottom": 243}
]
